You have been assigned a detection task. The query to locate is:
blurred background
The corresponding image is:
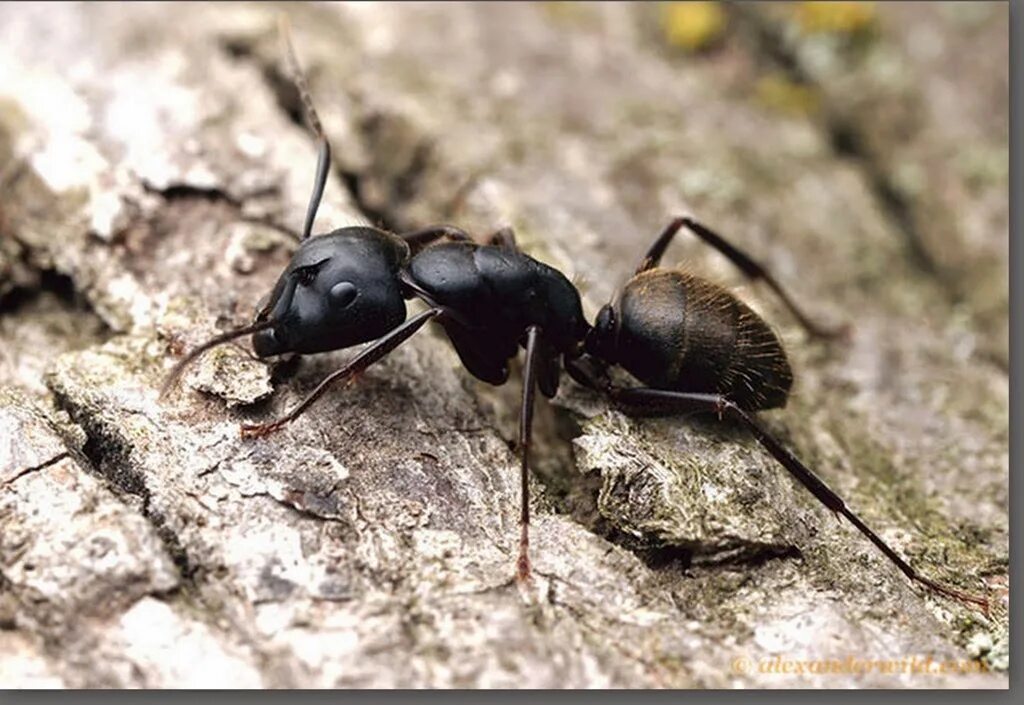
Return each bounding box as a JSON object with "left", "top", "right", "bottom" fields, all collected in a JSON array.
[{"left": 0, "top": 2, "right": 1009, "bottom": 689}]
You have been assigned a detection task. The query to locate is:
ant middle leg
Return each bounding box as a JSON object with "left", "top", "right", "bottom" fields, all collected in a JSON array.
[{"left": 637, "top": 216, "right": 849, "bottom": 340}]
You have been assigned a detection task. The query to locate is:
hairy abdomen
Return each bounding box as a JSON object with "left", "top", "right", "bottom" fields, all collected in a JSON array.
[{"left": 615, "top": 270, "right": 793, "bottom": 410}]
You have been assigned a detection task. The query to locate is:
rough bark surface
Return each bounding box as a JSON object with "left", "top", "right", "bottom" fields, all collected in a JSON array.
[{"left": 0, "top": 2, "right": 1008, "bottom": 688}]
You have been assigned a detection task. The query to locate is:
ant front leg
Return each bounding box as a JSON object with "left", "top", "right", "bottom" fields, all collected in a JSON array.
[
  {"left": 564, "top": 358, "right": 988, "bottom": 611},
  {"left": 638, "top": 216, "right": 849, "bottom": 340},
  {"left": 240, "top": 307, "right": 445, "bottom": 438}
]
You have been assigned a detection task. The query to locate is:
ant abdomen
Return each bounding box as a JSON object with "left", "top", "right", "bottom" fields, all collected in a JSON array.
[{"left": 589, "top": 269, "right": 793, "bottom": 411}]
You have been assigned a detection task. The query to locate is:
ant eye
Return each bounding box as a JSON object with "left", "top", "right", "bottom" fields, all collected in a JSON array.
[{"left": 330, "top": 281, "right": 358, "bottom": 307}]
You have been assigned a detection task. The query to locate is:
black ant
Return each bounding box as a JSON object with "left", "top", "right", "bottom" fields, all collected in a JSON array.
[{"left": 161, "top": 19, "right": 987, "bottom": 611}]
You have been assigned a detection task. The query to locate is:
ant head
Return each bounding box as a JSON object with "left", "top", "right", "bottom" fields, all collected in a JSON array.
[
  {"left": 252, "top": 229, "right": 409, "bottom": 357},
  {"left": 584, "top": 303, "right": 619, "bottom": 362},
  {"left": 160, "top": 228, "right": 409, "bottom": 399}
]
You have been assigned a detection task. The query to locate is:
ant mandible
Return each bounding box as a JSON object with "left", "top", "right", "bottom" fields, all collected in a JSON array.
[{"left": 161, "top": 18, "right": 987, "bottom": 611}]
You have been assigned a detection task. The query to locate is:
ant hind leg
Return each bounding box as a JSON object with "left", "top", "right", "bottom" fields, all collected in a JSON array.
[
  {"left": 564, "top": 357, "right": 988, "bottom": 612},
  {"left": 637, "top": 216, "right": 849, "bottom": 340}
]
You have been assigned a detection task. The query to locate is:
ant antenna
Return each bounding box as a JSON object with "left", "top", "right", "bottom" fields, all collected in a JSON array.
[
  {"left": 160, "top": 319, "right": 276, "bottom": 399},
  {"left": 279, "top": 15, "right": 332, "bottom": 241}
]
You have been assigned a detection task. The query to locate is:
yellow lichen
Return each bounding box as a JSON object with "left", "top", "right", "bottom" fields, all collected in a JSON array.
[
  {"left": 542, "top": 1, "right": 599, "bottom": 27},
  {"left": 662, "top": 2, "right": 727, "bottom": 52},
  {"left": 755, "top": 74, "right": 821, "bottom": 116},
  {"left": 796, "top": 1, "right": 877, "bottom": 34}
]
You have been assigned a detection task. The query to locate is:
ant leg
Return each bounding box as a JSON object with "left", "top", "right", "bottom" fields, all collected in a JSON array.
[
  {"left": 399, "top": 225, "right": 473, "bottom": 250},
  {"left": 516, "top": 325, "right": 543, "bottom": 583},
  {"left": 564, "top": 353, "right": 612, "bottom": 391},
  {"left": 399, "top": 224, "right": 515, "bottom": 252},
  {"left": 636, "top": 216, "right": 848, "bottom": 340},
  {"left": 240, "top": 307, "right": 445, "bottom": 438},
  {"left": 565, "top": 359, "right": 988, "bottom": 611},
  {"left": 485, "top": 226, "right": 518, "bottom": 251},
  {"left": 280, "top": 16, "right": 331, "bottom": 241}
]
